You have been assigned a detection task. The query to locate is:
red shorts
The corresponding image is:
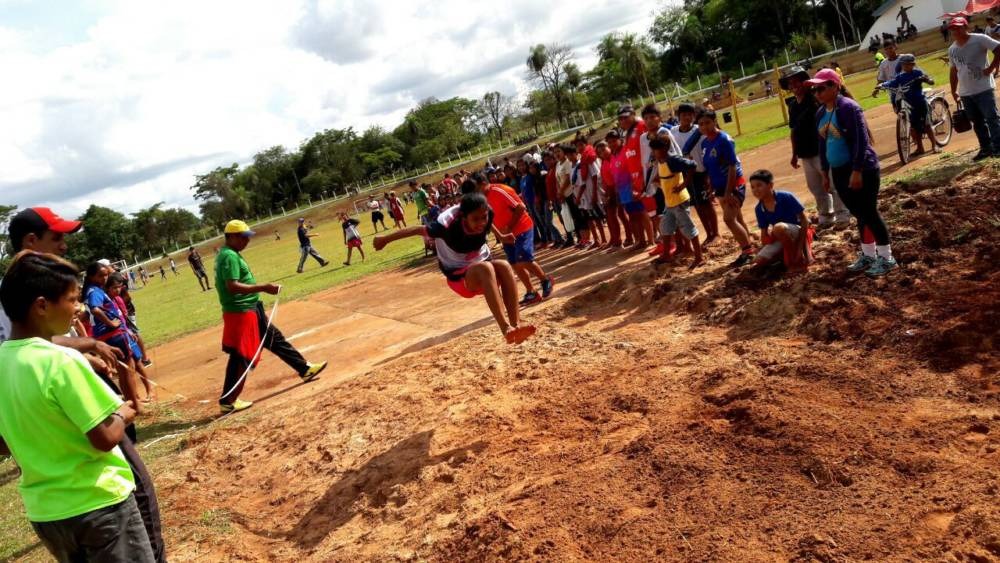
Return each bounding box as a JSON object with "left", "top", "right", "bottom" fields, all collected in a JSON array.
[
  {"left": 347, "top": 238, "right": 362, "bottom": 249},
  {"left": 446, "top": 270, "right": 482, "bottom": 299},
  {"left": 222, "top": 308, "right": 262, "bottom": 367}
]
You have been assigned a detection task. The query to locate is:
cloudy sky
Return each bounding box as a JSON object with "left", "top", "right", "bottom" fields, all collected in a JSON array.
[{"left": 1, "top": 0, "right": 666, "bottom": 218}]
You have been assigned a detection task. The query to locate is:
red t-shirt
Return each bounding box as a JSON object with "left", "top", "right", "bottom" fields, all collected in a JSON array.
[
  {"left": 486, "top": 183, "right": 533, "bottom": 236},
  {"left": 623, "top": 120, "right": 648, "bottom": 193},
  {"left": 545, "top": 170, "right": 559, "bottom": 202}
]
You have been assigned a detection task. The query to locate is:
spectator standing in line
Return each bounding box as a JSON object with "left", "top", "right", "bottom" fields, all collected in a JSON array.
[
  {"left": 876, "top": 38, "right": 902, "bottom": 111},
  {"left": 781, "top": 66, "right": 850, "bottom": 226},
  {"left": 948, "top": 16, "right": 1000, "bottom": 160},
  {"left": 295, "top": 217, "right": 329, "bottom": 273},
  {"left": 811, "top": 68, "right": 896, "bottom": 277}
]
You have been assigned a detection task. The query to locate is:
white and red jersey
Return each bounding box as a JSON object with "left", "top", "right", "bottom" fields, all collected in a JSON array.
[
  {"left": 623, "top": 120, "right": 648, "bottom": 193},
  {"left": 425, "top": 205, "right": 493, "bottom": 281}
]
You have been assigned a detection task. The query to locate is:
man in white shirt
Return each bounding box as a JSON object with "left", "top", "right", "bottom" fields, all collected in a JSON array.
[
  {"left": 948, "top": 16, "right": 1000, "bottom": 160},
  {"left": 876, "top": 38, "right": 902, "bottom": 112}
]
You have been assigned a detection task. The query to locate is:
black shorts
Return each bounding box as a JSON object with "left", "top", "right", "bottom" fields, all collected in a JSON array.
[
  {"left": 908, "top": 99, "right": 928, "bottom": 131},
  {"left": 688, "top": 172, "right": 713, "bottom": 206},
  {"left": 371, "top": 211, "right": 384, "bottom": 223}
]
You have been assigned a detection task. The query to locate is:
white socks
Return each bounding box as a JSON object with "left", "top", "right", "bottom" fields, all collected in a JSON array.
[
  {"left": 861, "top": 243, "right": 876, "bottom": 257},
  {"left": 875, "top": 244, "right": 893, "bottom": 260}
]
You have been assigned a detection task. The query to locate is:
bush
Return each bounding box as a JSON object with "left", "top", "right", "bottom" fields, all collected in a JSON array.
[{"left": 791, "top": 32, "right": 833, "bottom": 60}]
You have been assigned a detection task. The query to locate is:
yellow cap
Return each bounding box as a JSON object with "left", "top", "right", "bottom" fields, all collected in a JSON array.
[{"left": 224, "top": 220, "right": 255, "bottom": 236}]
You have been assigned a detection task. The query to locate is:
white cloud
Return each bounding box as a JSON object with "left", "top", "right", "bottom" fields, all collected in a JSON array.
[{"left": 1, "top": 0, "right": 664, "bottom": 218}]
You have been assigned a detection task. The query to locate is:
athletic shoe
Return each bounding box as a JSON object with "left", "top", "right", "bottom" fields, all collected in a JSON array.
[
  {"left": 520, "top": 292, "right": 542, "bottom": 306},
  {"left": 864, "top": 256, "right": 898, "bottom": 278},
  {"left": 846, "top": 254, "right": 876, "bottom": 273},
  {"left": 540, "top": 276, "right": 554, "bottom": 299},
  {"left": 972, "top": 150, "right": 993, "bottom": 162},
  {"left": 561, "top": 240, "right": 575, "bottom": 249},
  {"left": 729, "top": 253, "right": 754, "bottom": 268},
  {"left": 301, "top": 361, "right": 328, "bottom": 382},
  {"left": 320, "top": 260, "right": 329, "bottom": 267},
  {"left": 141, "top": 359, "right": 153, "bottom": 368},
  {"left": 648, "top": 241, "right": 665, "bottom": 257},
  {"left": 220, "top": 399, "right": 253, "bottom": 413}
]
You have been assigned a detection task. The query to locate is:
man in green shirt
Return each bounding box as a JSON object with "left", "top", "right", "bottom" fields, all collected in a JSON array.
[
  {"left": 215, "top": 220, "right": 328, "bottom": 413},
  {"left": 410, "top": 179, "right": 432, "bottom": 224},
  {"left": 0, "top": 252, "right": 154, "bottom": 562}
]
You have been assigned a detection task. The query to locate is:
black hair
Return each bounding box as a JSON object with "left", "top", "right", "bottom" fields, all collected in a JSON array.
[
  {"left": 677, "top": 102, "right": 697, "bottom": 115},
  {"left": 696, "top": 108, "right": 717, "bottom": 122},
  {"left": 459, "top": 192, "right": 489, "bottom": 215},
  {"left": 648, "top": 138, "right": 669, "bottom": 151},
  {"left": 541, "top": 150, "right": 555, "bottom": 160},
  {"left": 748, "top": 169, "right": 774, "bottom": 184},
  {"left": 471, "top": 172, "right": 488, "bottom": 185},
  {"left": 84, "top": 261, "right": 106, "bottom": 287},
  {"left": 594, "top": 140, "right": 609, "bottom": 149},
  {"left": 107, "top": 271, "right": 128, "bottom": 289},
  {"left": 9, "top": 223, "right": 47, "bottom": 253},
  {"left": 640, "top": 103, "right": 660, "bottom": 117},
  {"left": 460, "top": 179, "right": 478, "bottom": 194},
  {"left": 562, "top": 144, "right": 577, "bottom": 154},
  {"left": 605, "top": 128, "right": 622, "bottom": 139},
  {"left": 0, "top": 251, "right": 80, "bottom": 324}
]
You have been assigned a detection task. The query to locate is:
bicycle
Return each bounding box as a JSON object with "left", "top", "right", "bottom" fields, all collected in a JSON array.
[{"left": 875, "top": 84, "right": 953, "bottom": 164}]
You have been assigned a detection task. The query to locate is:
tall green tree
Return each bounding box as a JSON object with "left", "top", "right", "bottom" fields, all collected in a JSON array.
[{"left": 66, "top": 205, "right": 136, "bottom": 266}]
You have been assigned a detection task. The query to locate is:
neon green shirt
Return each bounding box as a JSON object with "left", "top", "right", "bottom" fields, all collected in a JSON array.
[
  {"left": 215, "top": 246, "right": 260, "bottom": 313},
  {"left": 0, "top": 338, "right": 134, "bottom": 522}
]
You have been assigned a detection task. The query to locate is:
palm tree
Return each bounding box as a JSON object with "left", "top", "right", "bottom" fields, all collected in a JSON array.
[
  {"left": 526, "top": 44, "right": 548, "bottom": 77},
  {"left": 619, "top": 33, "right": 652, "bottom": 96},
  {"left": 564, "top": 62, "right": 582, "bottom": 112}
]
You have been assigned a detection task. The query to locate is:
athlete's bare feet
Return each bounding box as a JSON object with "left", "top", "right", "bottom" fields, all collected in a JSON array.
[
  {"left": 505, "top": 325, "right": 536, "bottom": 345},
  {"left": 702, "top": 234, "right": 718, "bottom": 247}
]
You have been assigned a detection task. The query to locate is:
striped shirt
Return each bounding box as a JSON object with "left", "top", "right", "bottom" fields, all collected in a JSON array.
[{"left": 425, "top": 206, "right": 493, "bottom": 281}]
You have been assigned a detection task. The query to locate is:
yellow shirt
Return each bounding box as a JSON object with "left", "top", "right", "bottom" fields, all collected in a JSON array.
[{"left": 658, "top": 162, "right": 690, "bottom": 207}]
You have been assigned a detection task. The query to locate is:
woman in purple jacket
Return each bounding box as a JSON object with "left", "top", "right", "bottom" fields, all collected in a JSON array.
[{"left": 809, "top": 69, "right": 897, "bottom": 278}]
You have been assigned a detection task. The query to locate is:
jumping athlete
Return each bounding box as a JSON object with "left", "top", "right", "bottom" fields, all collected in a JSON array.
[
  {"left": 373, "top": 193, "right": 536, "bottom": 344},
  {"left": 214, "top": 220, "right": 328, "bottom": 413}
]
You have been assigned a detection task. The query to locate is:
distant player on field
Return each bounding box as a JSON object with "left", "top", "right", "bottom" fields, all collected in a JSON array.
[{"left": 187, "top": 246, "right": 211, "bottom": 291}]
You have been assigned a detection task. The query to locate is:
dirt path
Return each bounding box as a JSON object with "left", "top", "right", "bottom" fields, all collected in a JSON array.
[{"left": 139, "top": 98, "right": 999, "bottom": 562}]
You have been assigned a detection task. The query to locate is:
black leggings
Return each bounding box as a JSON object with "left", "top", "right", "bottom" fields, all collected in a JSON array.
[
  {"left": 221, "top": 302, "right": 309, "bottom": 404},
  {"left": 831, "top": 166, "right": 890, "bottom": 245}
]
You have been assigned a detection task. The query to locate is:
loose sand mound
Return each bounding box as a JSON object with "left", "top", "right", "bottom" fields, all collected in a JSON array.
[{"left": 155, "top": 162, "right": 999, "bottom": 562}]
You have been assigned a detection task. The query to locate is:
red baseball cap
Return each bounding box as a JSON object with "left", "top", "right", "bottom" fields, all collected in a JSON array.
[
  {"left": 8, "top": 207, "right": 82, "bottom": 248},
  {"left": 948, "top": 17, "right": 969, "bottom": 28},
  {"left": 804, "top": 68, "right": 843, "bottom": 88}
]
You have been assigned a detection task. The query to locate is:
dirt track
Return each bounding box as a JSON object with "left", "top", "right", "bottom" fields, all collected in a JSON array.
[{"left": 141, "top": 100, "right": 1000, "bottom": 561}]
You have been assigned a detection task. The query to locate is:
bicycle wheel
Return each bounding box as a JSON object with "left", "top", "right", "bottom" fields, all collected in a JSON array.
[
  {"left": 929, "top": 98, "right": 953, "bottom": 146},
  {"left": 896, "top": 113, "right": 911, "bottom": 164}
]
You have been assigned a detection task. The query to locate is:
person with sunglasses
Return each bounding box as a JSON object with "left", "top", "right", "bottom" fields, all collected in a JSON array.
[{"left": 809, "top": 69, "right": 897, "bottom": 278}]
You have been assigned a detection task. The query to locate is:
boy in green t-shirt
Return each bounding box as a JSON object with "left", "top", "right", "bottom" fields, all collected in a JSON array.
[
  {"left": 214, "top": 220, "right": 328, "bottom": 413},
  {"left": 0, "top": 251, "right": 154, "bottom": 562}
]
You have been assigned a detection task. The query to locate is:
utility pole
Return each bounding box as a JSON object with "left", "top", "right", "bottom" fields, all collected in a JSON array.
[{"left": 708, "top": 48, "right": 723, "bottom": 88}]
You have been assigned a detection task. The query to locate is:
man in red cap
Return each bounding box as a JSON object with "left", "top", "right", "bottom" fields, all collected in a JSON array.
[{"left": 948, "top": 16, "right": 1000, "bottom": 160}]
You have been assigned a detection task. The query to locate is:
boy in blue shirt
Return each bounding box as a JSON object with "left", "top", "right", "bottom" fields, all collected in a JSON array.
[
  {"left": 749, "top": 170, "right": 813, "bottom": 273},
  {"left": 876, "top": 54, "right": 941, "bottom": 155}
]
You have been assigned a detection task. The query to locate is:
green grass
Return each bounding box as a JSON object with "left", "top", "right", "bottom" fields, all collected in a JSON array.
[
  {"left": 726, "top": 49, "right": 953, "bottom": 153},
  {"left": 130, "top": 204, "right": 431, "bottom": 347}
]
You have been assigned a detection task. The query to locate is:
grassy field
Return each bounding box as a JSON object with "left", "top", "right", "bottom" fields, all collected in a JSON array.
[{"left": 130, "top": 204, "right": 430, "bottom": 347}]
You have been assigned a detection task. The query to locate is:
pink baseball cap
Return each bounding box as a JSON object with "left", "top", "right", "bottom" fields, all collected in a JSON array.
[
  {"left": 804, "top": 68, "right": 842, "bottom": 88},
  {"left": 948, "top": 17, "right": 969, "bottom": 29}
]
